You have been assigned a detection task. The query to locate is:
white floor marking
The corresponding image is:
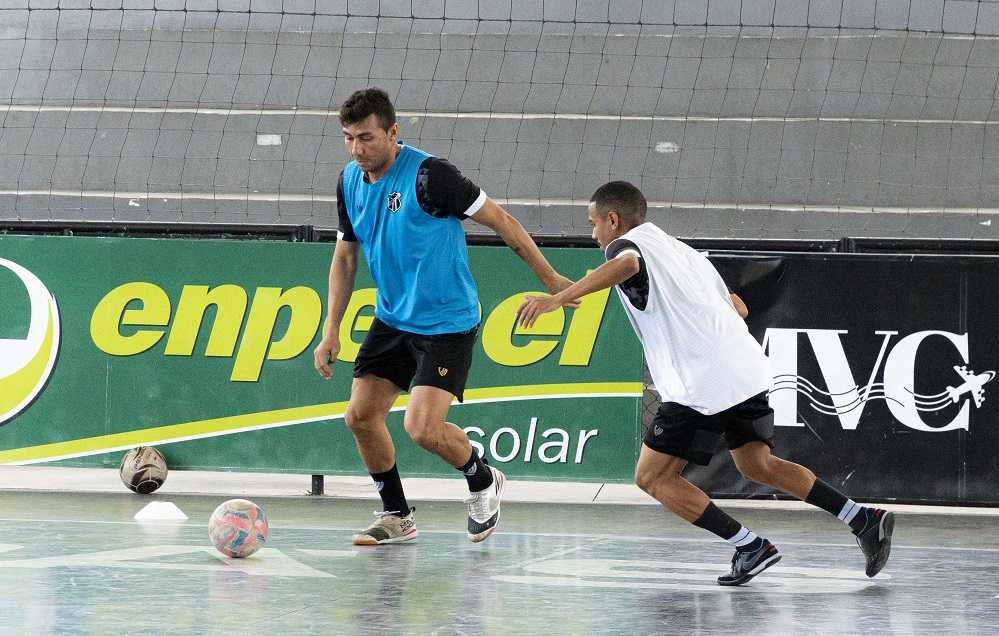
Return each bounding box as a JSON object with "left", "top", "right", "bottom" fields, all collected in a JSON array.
[
  {"left": 505, "top": 539, "right": 610, "bottom": 570},
  {"left": 496, "top": 557, "right": 882, "bottom": 594},
  {"left": 492, "top": 573, "right": 876, "bottom": 594},
  {"left": 0, "top": 545, "right": 334, "bottom": 578},
  {"left": 296, "top": 549, "right": 359, "bottom": 558}
]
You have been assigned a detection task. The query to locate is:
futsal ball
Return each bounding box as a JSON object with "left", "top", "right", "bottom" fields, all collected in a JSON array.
[
  {"left": 119, "top": 446, "right": 168, "bottom": 494},
  {"left": 208, "top": 499, "right": 269, "bottom": 558}
]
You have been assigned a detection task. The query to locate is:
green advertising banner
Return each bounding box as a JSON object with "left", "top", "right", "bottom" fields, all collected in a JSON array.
[{"left": 0, "top": 235, "right": 643, "bottom": 482}]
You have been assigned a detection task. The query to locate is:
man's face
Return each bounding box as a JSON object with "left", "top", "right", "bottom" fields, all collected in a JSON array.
[
  {"left": 342, "top": 114, "right": 399, "bottom": 178},
  {"left": 588, "top": 202, "right": 624, "bottom": 250}
]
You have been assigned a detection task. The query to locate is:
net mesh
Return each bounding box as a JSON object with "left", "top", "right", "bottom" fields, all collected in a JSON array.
[{"left": 1, "top": 2, "right": 998, "bottom": 240}]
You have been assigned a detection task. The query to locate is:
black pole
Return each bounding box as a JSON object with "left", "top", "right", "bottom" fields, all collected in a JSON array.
[{"left": 311, "top": 474, "right": 325, "bottom": 496}]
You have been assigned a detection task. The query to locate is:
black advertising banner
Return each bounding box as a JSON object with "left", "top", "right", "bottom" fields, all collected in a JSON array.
[{"left": 693, "top": 253, "right": 999, "bottom": 506}]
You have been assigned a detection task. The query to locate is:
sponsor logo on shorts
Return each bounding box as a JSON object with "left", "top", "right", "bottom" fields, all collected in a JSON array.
[
  {"left": 653, "top": 425, "right": 663, "bottom": 436},
  {"left": 438, "top": 367, "right": 449, "bottom": 377}
]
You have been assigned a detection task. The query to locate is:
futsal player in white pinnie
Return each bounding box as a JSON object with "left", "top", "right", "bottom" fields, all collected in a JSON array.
[
  {"left": 516, "top": 181, "right": 895, "bottom": 586},
  {"left": 314, "top": 87, "right": 572, "bottom": 545}
]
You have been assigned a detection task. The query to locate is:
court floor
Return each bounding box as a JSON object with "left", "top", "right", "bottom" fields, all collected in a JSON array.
[{"left": 0, "top": 472, "right": 996, "bottom": 635}]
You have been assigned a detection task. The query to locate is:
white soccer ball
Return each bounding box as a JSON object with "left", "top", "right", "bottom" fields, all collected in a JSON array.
[{"left": 208, "top": 499, "right": 269, "bottom": 558}]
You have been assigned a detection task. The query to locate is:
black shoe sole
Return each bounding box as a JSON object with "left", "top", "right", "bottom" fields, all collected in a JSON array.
[
  {"left": 866, "top": 512, "right": 895, "bottom": 577},
  {"left": 717, "top": 553, "right": 782, "bottom": 586}
]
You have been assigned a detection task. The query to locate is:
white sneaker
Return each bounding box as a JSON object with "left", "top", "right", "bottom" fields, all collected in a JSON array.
[
  {"left": 465, "top": 466, "right": 505, "bottom": 542},
  {"left": 352, "top": 509, "right": 418, "bottom": 546}
]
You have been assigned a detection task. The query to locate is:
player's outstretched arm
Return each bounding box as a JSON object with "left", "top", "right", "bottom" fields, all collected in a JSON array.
[
  {"left": 314, "top": 239, "right": 359, "bottom": 379},
  {"left": 516, "top": 253, "right": 640, "bottom": 328},
  {"left": 470, "top": 198, "right": 576, "bottom": 301}
]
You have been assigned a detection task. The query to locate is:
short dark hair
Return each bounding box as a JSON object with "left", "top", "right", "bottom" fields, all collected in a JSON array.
[
  {"left": 590, "top": 181, "right": 647, "bottom": 227},
  {"left": 339, "top": 87, "right": 396, "bottom": 130}
]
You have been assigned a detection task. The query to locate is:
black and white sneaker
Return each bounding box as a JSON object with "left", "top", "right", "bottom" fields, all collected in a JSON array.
[
  {"left": 717, "top": 539, "right": 781, "bottom": 586},
  {"left": 855, "top": 508, "right": 894, "bottom": 577},
  {"left": 465, "top": 466, "right": 505, "bottom": 542}
]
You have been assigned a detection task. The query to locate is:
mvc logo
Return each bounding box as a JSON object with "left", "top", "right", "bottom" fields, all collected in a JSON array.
[
  {"left": 764, "top": 329, "right": 994, "bottom": 433},
  {"left": 0, "top": 258, "right": 61, "bottom": 426}
]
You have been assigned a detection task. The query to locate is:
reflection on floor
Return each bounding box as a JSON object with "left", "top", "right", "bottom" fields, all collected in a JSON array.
[{"left": 0, "top": 489, "right": 996, "bottom": 635}]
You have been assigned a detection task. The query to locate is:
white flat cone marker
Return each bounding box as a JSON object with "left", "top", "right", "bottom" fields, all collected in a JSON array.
[{"left": 134, "top": 501, "right": 189, "bottom": 521}]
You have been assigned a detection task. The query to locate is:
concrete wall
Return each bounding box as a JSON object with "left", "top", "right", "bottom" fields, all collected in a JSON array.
[{"left": 1, "top": 1, "right": 998, "bottom": 239}]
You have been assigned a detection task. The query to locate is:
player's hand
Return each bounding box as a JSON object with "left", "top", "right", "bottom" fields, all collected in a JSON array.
[
  {"left": 516, "top": 293, "right": 565, "bottom": 328},
  {"left": 313, "top": 335, "right": 341, "bottom": 380},
  {"left": 547, "top": 275, "right": 581, "bottom": 309}
]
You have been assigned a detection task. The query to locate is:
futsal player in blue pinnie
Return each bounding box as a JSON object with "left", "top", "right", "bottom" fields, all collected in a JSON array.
[
  {"left": 516, "top": 180, "right": 895, "bottom": 586},
  {"left": 313, "top": 87, "right": 576, "bottom": 546}
]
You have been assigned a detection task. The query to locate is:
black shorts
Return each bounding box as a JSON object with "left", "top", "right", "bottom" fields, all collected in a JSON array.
[
  {"left": 643, "top": 391, "right": 776, "bottom": 466},
  {"left": 353, "top": 317, "right": 478, "bottom": 402}
]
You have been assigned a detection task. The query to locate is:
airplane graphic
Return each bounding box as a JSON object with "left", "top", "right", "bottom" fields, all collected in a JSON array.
[
  {"left": 946, "top": 365, "right": 995, "bottom": 408},
  {"left": 772, "top": 364, "right": 996, "bottom": 415}
]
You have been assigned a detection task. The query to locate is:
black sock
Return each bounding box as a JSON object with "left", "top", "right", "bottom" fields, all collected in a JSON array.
[
  {"left": 695, "top": 504, "right": 765, "bottom": 552},
  {"left": 805, "top": 478, "right": 870, "bottom": 533},
  {"left": 693, "top": 502, "right": 745, "bottom": 541},
  {"left": 457, "top": 450, "right": 493, "bottom": 492},
  {"left": 804, "top": 478, "right": 850, "bottom": 516},
  {"left": 370, "top": 464, "right": 409, "bottom": 517}
]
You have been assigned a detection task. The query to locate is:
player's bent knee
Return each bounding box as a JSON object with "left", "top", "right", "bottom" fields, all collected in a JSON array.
[
  {"left": 408, "top": 431, "right": 436, "bottom": 453},
  {"left": 634, "top": 465, "right": 670, "bottom": 494},
  {"left": 634, "top": 471, "right": 652, "bottom": 493},
  {"left": 344, "top": 408, "right": 381, "bottom": 435},
  {"left": 343, "top": 410, "right": 360, "bottom": 432},
  {"left": 402, "top": 421, "right": 439, "bottom": 454}
]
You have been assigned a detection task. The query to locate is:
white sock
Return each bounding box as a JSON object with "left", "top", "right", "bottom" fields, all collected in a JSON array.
[
  {"left": 838, "top": 499, "right": 862, "bottom": 525},
  {"left": 727, "top": 526, "right": 760, "bottom": 549}
]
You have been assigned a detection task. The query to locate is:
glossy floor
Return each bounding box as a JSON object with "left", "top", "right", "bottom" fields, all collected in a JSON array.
[{"left": 0, "top": 486, "right": 996, "bottom": 635}]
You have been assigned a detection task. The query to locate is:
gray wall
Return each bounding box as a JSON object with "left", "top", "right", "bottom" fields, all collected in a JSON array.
[{"left": 2, "top": 1, "right": 998, "bottom": 240}]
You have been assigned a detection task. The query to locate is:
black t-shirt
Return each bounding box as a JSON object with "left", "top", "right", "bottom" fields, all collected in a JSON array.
[
  {"left": 606, "top": 238, "right": 650, "bottom": 311},
  {"left": 337, "top": 156, "right": 481, "bottom": 241}
]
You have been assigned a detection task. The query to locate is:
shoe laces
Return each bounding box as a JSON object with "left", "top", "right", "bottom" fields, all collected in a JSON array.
[
  {"left": 464, "top": 491, "right": 492, "bottom": 519},
  {"left": 370, "top": 509, "right": 408, "bottom": 525}
]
